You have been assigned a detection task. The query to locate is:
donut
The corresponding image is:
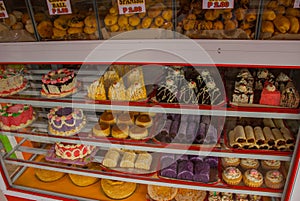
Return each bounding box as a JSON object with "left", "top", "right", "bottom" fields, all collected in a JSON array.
[
  {"left": 37, "top": 21, "right": 53, "bottom": 39},
  {"left": 54, "top": 17, "right": 68, "bottom": 31}
]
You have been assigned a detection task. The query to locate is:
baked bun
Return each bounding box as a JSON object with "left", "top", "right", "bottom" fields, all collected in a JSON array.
[
  {"left": 129, "top": 125, "right": 148, "bottom": 140},
  {"left": 35, "top": 158, "right": 65, "bottom": 182},
  {"left": 101, "top": 179, "right": 137, "bottom": 199},
  {"left": 273, "top": 15, "right": 290, "bottom": 33},
  {"left": 92, "top": 122, "right": 110, "bottom": 137},
  {"left": 135, "top": 114, "right": 152, "bottom": 128},
  {"left": 147, "top": 185, "right": 178, "bottom": 201},
  {"left": 117, "top": 113, "right": 134, "bottom": 125},
  {"left": 100, "top": 111, "right": 116, "bottom": 125},
  {"left": 111, "top": 124, "right": 129, "bottom": 139},
  {"left": 262, "top": 21, "right": 275, "bottom": 33}
]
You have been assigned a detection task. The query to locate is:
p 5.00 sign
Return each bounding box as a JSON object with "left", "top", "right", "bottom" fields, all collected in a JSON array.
[
  {"left": 118, "top": 0, "right": 146, "bottom": 15},
  {"left": 202, "top": 0, "right": 234, "bottom": 9}
]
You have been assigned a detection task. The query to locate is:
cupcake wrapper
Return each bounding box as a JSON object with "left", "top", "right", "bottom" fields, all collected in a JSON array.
[
  {"left": 265, "top": 178, "right": 284, "bottom": 189},
  {"left": 261, "top": 162, "right": 280, "bottom": 170},
  {"left": 243, "top": 175, "right": 263, "bottom": 188},
  {"left": 222, "top": 172, "right": 242, "bottom": 185}
]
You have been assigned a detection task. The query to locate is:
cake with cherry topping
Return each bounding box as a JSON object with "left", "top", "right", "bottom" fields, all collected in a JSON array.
[
  {"left": 0, "top": 103, "right": 35, "bottom": 130},
  {"left": 41, "top": 68, "right": 78, "bottom": 98},
  {"left": 0, "top": 67, "right": 27, "bottom": 97},
  {"left": 265, "top": 170, "right": 285, "bottom": 189},
  {"left": 222, "top": 167, "right": 242, "bottom": 185},
  {"left": 47, "top": 107, "right": 86, "bottom": 136},
  {"left": 55, "top": 142, "right": 94, "bottom": 160},
  {"left": 243, "top": 169, "right": 263, "bottom": 187},
  {"left": 259, "top": 82, "right": 281, "bottom": 106}
]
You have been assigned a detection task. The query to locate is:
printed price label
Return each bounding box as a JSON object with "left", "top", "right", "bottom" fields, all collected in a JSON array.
[
  {"left": 47, "top": 0, "right": 72, "bottom": 15},
  {"left": 0, "top": 1, "right": 8, "bottom": 19},
  {"left": 117, "top": 0, "right": 146, "bottom": 15},
  {"left": 202, "top": 0, "right": 234, "bottom": 9},
  {"left": 294, "top": 0, "right": 300, "bottom": 8}
]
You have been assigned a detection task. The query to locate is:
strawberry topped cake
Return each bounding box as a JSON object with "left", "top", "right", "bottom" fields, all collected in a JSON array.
[
  {"left": 0, "top": 104, "right": 35, "bottom": 130},
  {"left": 41, "top": 68, "right": 78, "bottom": 98},
  {"left": 259, "top": 82, "right": 281, "bottom": 106},
  {"left": 55, "top": 142, "right": 94, "bottom": 160},
  {"left": 0, "top": 67, "right": 27, "bottom": 97}
]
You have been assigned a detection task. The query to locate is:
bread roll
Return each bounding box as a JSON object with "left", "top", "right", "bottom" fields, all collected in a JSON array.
[
  {"left": 135, "top": 153, "right": 152, "bottom": 170},
  {"left": 229, "top": 130, "right": 241, "bottom": 148},
  {"left": 103, "top": 149, "right": 120, "bottom": 168},
  {"left": 262, "top": 10, "right": 276, "bottom": 21},
  {"left": 286, "top": 8, "right": 300, "bottom": 17},
  {"left": 273, "top": 15, "right": 290, "bottom": 33},
  {"left": 272, "top": 128, "right": 286, "bottom": 146},
  {"left": 280, "top": 127, "right": 295, "bottom": 144},
  {"left": 120, "top": 151, "right": 136, "bottom": 168},
  {"left": 287, "top": 16, "right": 299, "bottom": 34},
  {"left": 234, "top": 125, "right": 247, "bottom": 143},
  {"left": 263, "top": 127, "right": 275, "bottom": 146},
  {"left": 262, "top": 21, "right": 275, "bottom": 33},
  {"left": 245, "top": 10, "right": 257, "bottom": 22},
  {"left": 245, "top": 125, "right": 255, "bottom": 143}
]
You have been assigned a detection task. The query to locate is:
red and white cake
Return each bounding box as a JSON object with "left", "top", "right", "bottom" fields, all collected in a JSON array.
[
  {"left": 54, "top": 143, "right": 94, "bottom": 160},
  {"left": 259, "top": 82, "right": 281, "bottom": 106},
  {"left": 41, "top": 68, "right": 77, "bottom": 98},
  {"left": 0, "top": 67, "right": 27, "bottom": 97},
  {"left": 0, "top": 104, "right": 35, "bottom": 130}
]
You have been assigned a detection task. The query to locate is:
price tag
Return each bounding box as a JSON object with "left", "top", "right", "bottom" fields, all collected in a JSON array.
[
  {"left": 46, "top": 0, "right": 72, "bottom": 15},
  {"left": 0, "top": 1, "right": 8, "bottom": 19},
  {"left": 117, "top": 0, "right": 146, "bottom": 15},
  {"left": 202, "top": 0, "right": 234, "bottom": 9},
  {"left": 294, "top": 0, "right": 300, "bottom": 8}
]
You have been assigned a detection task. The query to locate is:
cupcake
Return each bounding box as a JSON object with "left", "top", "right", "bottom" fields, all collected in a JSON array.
[
  {"left": 261, "top": 160, "right": 281, "bottom": 170},
  {"left": 221, "top": 157, "right": 240, "bottom": 167},
  {"left": 222, "top": 167, "right": 242, "bottom": 185},
  {"left": 240, "top": 159, "right": 260, "bottom": 170},
  {"left": 265, "top": 170, "right": 285, "bottom": 189},
  {"left": 243, "top": 169, "right": 263, "bottom": 187}
]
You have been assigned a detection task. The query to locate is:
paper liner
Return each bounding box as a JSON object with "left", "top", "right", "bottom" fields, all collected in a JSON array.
[
  {"left": 45, "top": 145, "right": 97, "bottom": 166},
  {"left": 0, "top": 78, "right": 28, "bottom": 97}
]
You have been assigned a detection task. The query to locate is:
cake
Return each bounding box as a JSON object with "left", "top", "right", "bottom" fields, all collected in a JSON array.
[
  {"left": 120, "top": 151, "right": 136, "bottom": 168},
  {"left": 147, "top": 185, "right": 178, "bottom": 201},
  {"left": 117, "top": 112, "right": 134, "bottom": 125},
  {"left": 102, "top": 148, "right": 120, "bottom": 168},
  {"left": 221, "top": 157, "right": 240, "bottom": 167},
  {"left": 87, "top": 78, "right": 106, "bottom": 100},
  {"left": 254, "top": 69, "right": 275, "bottom": 90},
  {"left": 108, "top": 80, "right": 127, "bottom": 100},
  {"left": 99, "top": 111, "right": 116, "bottom": 125},
  {"left": 134, "top": 152, "right": 152, "bottom": 170},
  {"left": 0, "top": 103, "right": 35, "bottom": 130},
  {"left": 54, "top": 142, "right": 94, "bottom": 160},
  {"left": 243, "top": 169, "right": 263, "bottom": 187},
  {"left": 280, "top": 82, "right": 300, "bottom": 108},
  {"left": 68, "top": 163, "right": 100, "bottom": 186},
  {"left": 92, "top": 122, "right": 110, "bottom": 137},
  {"left": 275, "top": 72, "right": 291, "bottom": 92},
  {"left": 126, "top": 82, "right": 147, "bottom": 101},
  {"left": 111, "top": 124, "right": 129, "bottom": 139},
  {"left": 47, "top": 107, "right": 86, "bottom": 136},
  {"left": 265, "top": 170, "right": 285, "bottom": 189},
  {"left": 0, "top": 67, "right": 27, "bottom": 97},
  {"left": 179, "top": 81, "right": 199, "bottom": 104},
  {"left": 41, "top": 68, "right": 78, "bottom": 98},
  {"left": 222, "top": 167, "right": 242, "bottom": 185},
  {"left": 261, "top": 160, "right": 281, "bottom": 170},
  {"left": 240, "top": 159, "right": 260, "bottom": 170},
  {"left": 129, "top": 125, "right": 148, "bottom": 140},
  {"left": 156, "top": 78, "right": 179, "bottom": 103},
  {"left": 101, "top": 179, "right": 137, "bottom": 199},
  {"left": 259, "top": 82, "right": 281, "bottom": 106},
  {"left": 232, "top": 69, "right": 254, "bottom": 104},
  {"left": 193, "top": 161, "right": 210, "bottom": 183},
  {"left": 135, "top": 114, "right": 152, "bottom": 128},
  {"left": 35, "top": 158, "right": 65, "bottom": 182},
  {"left": 175, "top": 189, "right": 207, "bottom": 201}
]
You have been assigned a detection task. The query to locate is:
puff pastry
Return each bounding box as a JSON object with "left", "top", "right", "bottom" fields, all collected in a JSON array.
[
  {"left": 263, "top": 127, "right": 275, "bottom": 146},
  {"left": 234, "top": 125, "right": 247, "bottom": 143},
  {"left": 271, "top": 128, "right": 286, "bottom": 146}
]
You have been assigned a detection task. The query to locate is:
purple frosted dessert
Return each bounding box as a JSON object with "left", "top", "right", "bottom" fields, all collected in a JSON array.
[
  {"left": 169, "top": 120, "right": 180, "bottom": 137},
  {"left": 201, "top": 115, "right": 211, "bottom": 125},
  {"left": 160, "top": 119, "right": 173, "bottom": 136},
  {"left": 177, "top": 160, "right": 194, "bottom": 180},
  {"left": 193, "top": 161, "right": 210, "bottom": 183},
  {"left": 180, "top": 114, "right": 189, "bottom": 122},
  {"left": 204, "top": 157, "right": 218, "bottom": 168},
  {"left": 173, "top": 114, "right": 181, "bottom": 122},
  {"left": 204, "top": 125, "right": 218, "bottom": 144},
  {"left": 186, "top": 121, "right": 197, "bottom": 141},
  {"left": 160, "top": 163, "right": 177, "bottom": 178},
  {"left": 177, "top": 121, "right": 188, "bottom": 139},
  {"left": 189, "top": 155, "right": 204, "bottom": 163},
  {"left": 195, "top": 122, "right": 206, "bottom": 144},
  {"left": 176, "top": 154, "right": 189, "bottom": 162}
]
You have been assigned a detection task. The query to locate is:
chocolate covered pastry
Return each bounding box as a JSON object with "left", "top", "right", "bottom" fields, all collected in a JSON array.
[
  {"left": 232, "top": 69, "right": 254, "bottom": 104},
  {"left": 156, "top": 78, "right": 179, "bottom": 103},
  {"left": 280, "top": 82, "right": 300, "bottom": 108},
  {"left": 254, "top": 69, "right": 275, "bottom": 90},
  {"left": 275, "top": 72, "right": 291, "bottom": 92},
  {"left": 179, "top": 81, "right": 199, "bottom": 104}
]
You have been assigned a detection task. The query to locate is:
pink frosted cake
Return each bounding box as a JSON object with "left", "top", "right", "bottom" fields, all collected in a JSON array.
[
  {"left": 259, "top": 82, "right": 280, "bottom": 106},
  {"left": 55, "top": 142, "right": 94, "bottom": 160}
]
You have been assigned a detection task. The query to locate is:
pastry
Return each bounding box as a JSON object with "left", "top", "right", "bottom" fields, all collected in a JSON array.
[
  {"left": 67, "top": 27, "right": 83, "bottom": 35},
  {"left": 261, "top": 160, "right": 281, "bottom": 170},
  {"left": 232, "top": 69, "right": 254, "bottom": 104},
  {"left": 100, "top": 111, "right": 116, "bottom": 125},
  {"left": 255, "top": 69, "right": 275, "bottom": 90},
  {"left": 286, "top": 8, "right": 300, "bottom": 17},
  {"left": 222, "top": 167, "right": 242, "bottom": 185},
  {"left": 68, "top": 164, "right": 100, "bottom": 187},
  {"left": 126, "top": 82, "right": 147, "bottom": 101},
  {"left": 92, "top": 122, "right": 110, "bottom": 137},
  {"left": 234, "top": 125, "right": 247, "bottom": 143},
  {"left": 245, "top": 125, "right": 255, "bottom": 144},
  {"left": 245, "top": 10, "right": 257, "bottom": 22},
  {"left": 287, "top": 16, "right": 299, "bottom": 34},
  {"left": 221, "top": 157, "right": 240, "bottom": 167},
  {"left": 134, "top": 153, "right": 152, "bottom": 170},
  {"left": 228, "top": 130, "right": 241, "bottom": 149},
  {"left": 271, "top": 128, "right": 286, "bottom": 146},
  {"left": 240, "top": 159, "right": 260, "bottom": 170},
  {"left": 273, "top": 119, "right": 285, "bottom": 129},
  {"left": 265, "top": 170, "right": 285, "bottom": 189},
  {"left": 120, "top": 151, "right": 136, "bottom": 168},
  {"left": 53, "top": 27, "right": 67, "bottom": 38},
  {"left": 161, "top": 163, "right": 177, "bottom": 179},
  {"left": 275, "top": 72, "right": 291, "bottom": 92},
  {"left": 253, "top": 126, "right": 266, "bottom": 147},
  {"left": 117, "top": 112, "right": 134, "bottom": 125},
  {"left": 243, "top": 169, "right": 263, "bottom": 187},
  {"left": 177, "top": 160, "right": 194, "bottom": 180},
  {"left": 262, "top": 9, "right": 276, "bottom": 21},
  {"left": 263, "top": 118, "right": 276, "bottom": 128},
  {"left": 175, "top": 189, "right": 207, "bottom": 201},
  {"left": 37, "top": 21, "right": 53, "bottom": 39},
  {"left": 259, "top": 82, "right": 281, "bottom": 106},
  {"left": 263, "top": 127, "right": 275, "bottom": 146},
  {"left": 87, "top": 78, "right": 107, "bottom": 100},
  {"left": 235, "top": 8, "right": 246, "bottom": 21},
  {"left": 273, "top": 15, "right": 290, "bottom": 33},
  {"left": 54, "top": 17, "right": 68, "bottom": 31},
  {"left": 193, "top": 161, "right": 210, "bottom": 183},
  {"left": 108, "top": 80, "right": 127, "bottom": 101},
  {"left": 128, "top": 15, "right": 140, "bottom": 27},
  {"left": 35, "top": 158, "right": 65, "bottom": 182},
  {"left": 147, "top": 185, "right": 178, "bottom": 201},
  {"left": 111, "top": 124, "right": 129, "bottom": 139},
  {"left": 102, "top": 148, "right": 120, "bottom": 168},
  {"left": 280, "top": 82, "right": 300, "bottom": 108},
  {"left": 101, "top": 179, "right": 136, "bottom": 199},
  {"left": 135, "top": 114, "right": 152, "bottom": 128},
  {"left": 129, "top": 125, "right": 148, "bottom": 140},
  {"left": 280, "top": 127, "right": 295, "bottom": 144}
]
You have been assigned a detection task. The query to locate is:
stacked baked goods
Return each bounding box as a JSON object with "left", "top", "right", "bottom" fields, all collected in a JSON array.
[
  {"left": 231, "top": 69, "right": 300, "bottom": 108},
  {"left": 227, "top": 118, "right": 295, "bottom": 151},
  {"left": 260, "top": 0, "right": 300, "bottom": 39},
  {"left": 41, "top": 68, "right": 78, "bottom": 98},
  {"left": 208, "top": 191, "right": 263, "bottom": 201},
  {"left": 176, "top": 0, "right": 257, "bottom": 39},
  {"left": 0, "top": 10, "right": 35, "bottom": 41},
  {"left": 102, "top": 148, "right": 153, "bottom": 171},
  {"left": 0, "top": 66, "right": 27, "bottom": 97},
  {"left": 155, "top": 66, "right": 223, "bottom": 105},
  {"left": 47, "top": 107, "right": 86, "bottom": 136},
  {"left": 154, "top": 113, "right": 218, "bottom": 145},
  {"left": 222, "top": 157, "right": 285, "bottom": 189},
  {"left": 159, "top": 153, "right": 218, "bottom": 183},
  {"left": 87, "top": 65, "right": 147, "bottom": 101},
  {"left": 101, "top": 179, "right": 137, "bottom": 199},
  {"left": 54, "top": 142, "right": 95, "bottom": 160},
  {"left": 0, "top": 103, "right": 35, "bottom": 130},
  {"left": 92, "top": 110, "right": 153, "bottom": 140},
  {"left": 103, "top": 2, "right": 173, "bottom": 36}
]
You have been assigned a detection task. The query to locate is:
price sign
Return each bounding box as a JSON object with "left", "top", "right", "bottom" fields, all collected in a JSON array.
[
  {"left": 117, "top": 0, "right": 146, "bottom": 15},
  {"left": 0, "top": 1, "right": 8, "bottom": 19},
  {"left": 202, "top": 0, "right": 234, "bottom": 9},
  {"left": 46, "top": 0, "right": 72, "bottom": 15},
  {"left": 294, "top": 0, "right": 300, "bottom": 8}
]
